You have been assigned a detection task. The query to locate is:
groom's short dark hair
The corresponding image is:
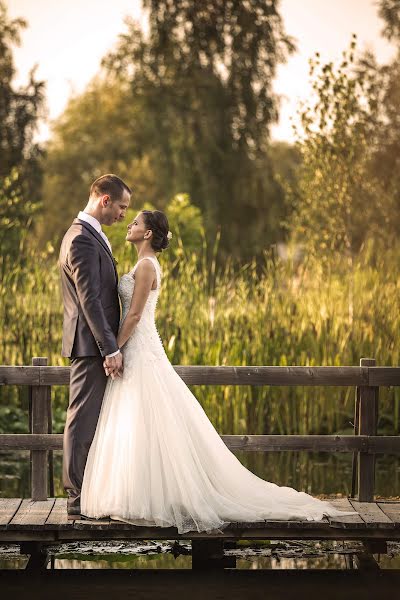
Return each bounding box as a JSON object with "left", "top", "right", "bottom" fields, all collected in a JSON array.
[{"left": 90, "top": 174, "right": 132, "bottom": 201}]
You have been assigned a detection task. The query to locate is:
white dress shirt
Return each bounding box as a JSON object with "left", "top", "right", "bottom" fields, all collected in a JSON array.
[
  {"left": 77, "top": 211, "right": 120, "bottom": 359},
  {"left": 78, "top": 210, "right": 112, "bottom": 252}
]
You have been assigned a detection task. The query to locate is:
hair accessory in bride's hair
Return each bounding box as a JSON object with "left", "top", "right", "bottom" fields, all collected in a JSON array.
[{"left": 167, "top": 231, "right": 172, "bottom": 240}]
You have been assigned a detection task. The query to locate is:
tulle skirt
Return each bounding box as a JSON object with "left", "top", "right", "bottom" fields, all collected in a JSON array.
[{"left": 81, "top": 350, "right": 354, "bottom": 534}]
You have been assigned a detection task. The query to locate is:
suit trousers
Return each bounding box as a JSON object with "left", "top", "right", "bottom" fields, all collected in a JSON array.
[{"left": 63, "top": 355, "right": 107, "bottom": 509}]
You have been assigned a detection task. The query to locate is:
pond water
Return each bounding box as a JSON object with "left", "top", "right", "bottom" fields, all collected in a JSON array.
[{"left": 1, "top": 539, "right": 400, "bottom": 570}]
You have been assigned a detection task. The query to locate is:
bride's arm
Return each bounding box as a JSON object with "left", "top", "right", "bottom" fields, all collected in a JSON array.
[{"left": 117, "top": 261, "right": 156, "bottom": 349}]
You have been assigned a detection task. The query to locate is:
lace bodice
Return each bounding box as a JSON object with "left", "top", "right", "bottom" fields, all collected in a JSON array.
[{"left": 118, "top": 256, "right": 167, "bottom": 369}]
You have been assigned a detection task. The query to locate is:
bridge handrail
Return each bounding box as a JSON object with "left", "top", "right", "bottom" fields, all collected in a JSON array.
[{"left": 1, "top": 357, "right": 399, "bottom": 503}]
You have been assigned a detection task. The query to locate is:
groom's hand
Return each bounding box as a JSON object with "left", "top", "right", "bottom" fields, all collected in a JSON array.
[{"left": 104, "top": 353, "right": 123, "bottom": 379}]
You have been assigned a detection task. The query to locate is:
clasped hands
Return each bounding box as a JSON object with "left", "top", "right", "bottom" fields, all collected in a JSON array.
[{"left": 103, "top": 352, "right": 124, "bottom": 380}]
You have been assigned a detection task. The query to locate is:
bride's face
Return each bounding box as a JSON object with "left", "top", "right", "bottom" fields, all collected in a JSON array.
[{"left": 126, "top": 212, "right": 152, "bottom": 244}]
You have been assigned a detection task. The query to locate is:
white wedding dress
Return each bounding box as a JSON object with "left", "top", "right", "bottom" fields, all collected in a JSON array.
[{"left": 81, "top": 255, "right": 354, "bottom": 534}]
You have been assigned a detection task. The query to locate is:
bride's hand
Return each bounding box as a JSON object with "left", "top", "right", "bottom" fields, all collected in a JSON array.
[{"left": 104, "top": 353, "right": 123, "bottom": 379}]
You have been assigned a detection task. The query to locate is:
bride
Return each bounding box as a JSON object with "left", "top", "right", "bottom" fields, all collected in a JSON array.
[{"left": 81, "top": 209, "right": 354, "bottom": 534}]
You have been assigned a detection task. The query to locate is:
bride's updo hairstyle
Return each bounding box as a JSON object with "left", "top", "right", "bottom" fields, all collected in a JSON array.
[{"left": 141, "top": 210, "right": 170, "bottom": 252}]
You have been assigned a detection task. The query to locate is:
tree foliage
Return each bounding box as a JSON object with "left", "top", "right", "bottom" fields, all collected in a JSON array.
[
  {"left": 287, "top": 38, "right": 395, "bottom": 263},
  {"left": 0, "top": 1, "right": 45, "bottom": 265},
  {"left": 378, "top": 0, "right": 400, "bottom": 42},
  {"left": 140, "top": 0, "right": 296, "bottom": 156},
  {"left": 41, "top": 1, "right": 295, "bottom": 260},
  {"left": 103, "top": 192, "right": 204, "bottom": 263},
  {"left": 37, "top": 76, "right": 146, "bottom": 243}
]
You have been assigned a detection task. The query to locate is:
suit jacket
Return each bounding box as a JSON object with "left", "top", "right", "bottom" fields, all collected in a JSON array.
[{"left": 59, "top": 218, "right": 120, "bottom": 358}]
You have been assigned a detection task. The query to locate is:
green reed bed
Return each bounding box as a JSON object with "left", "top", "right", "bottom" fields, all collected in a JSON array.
[{"left": 0, "top": 245, "right": 399, "bottom": 437}]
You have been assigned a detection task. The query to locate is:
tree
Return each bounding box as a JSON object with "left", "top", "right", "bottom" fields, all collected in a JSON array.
[
  {"left": 367, "top": 56, "right": 400, "bottom": 241},
  {"left": 164, "top": 193, "right": 204, "bottom": 258},
  {"left": 287, "top": 38, "right": 391, "bottom": 263},
  {"left": 102, "top": 1, "right": 295, "bottom": 259},
  {"left": 37, "top": 76, "right": 150, "bottom": 244},
  {"left": 40, "top": 1, "right": 295, "bottom": 260},
  {"left": 140, "top": 0, "right": 295, "bottom": 157},
  {"left": 0, "top": 1, "right": 45, "bottom": 264},
  {"left": 104, "top": 192, "right": 204, "bottom": 267},
  {"left": 378, "top": 0, "right": 400, "bottom": 41},
  {"left": 367, "top": 1, "right": 400, "bottom": 239}
]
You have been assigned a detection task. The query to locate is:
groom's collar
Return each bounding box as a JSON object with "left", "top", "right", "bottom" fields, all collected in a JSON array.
[
  {"left": 73, "top": 218, "right": 118, "bottom": 277},
  {"left": 77, "top": 210, "right": 102, "bottom": 233}
]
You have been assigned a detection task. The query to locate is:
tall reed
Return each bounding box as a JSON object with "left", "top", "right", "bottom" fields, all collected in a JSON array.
[{"left": 0, "top": 239, "right": 399, "bottom": 436}]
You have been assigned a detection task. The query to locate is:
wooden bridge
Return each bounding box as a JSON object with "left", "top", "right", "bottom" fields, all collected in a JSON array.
[{"left": 0, "top": 357, "right": 400, "bottom": 570}]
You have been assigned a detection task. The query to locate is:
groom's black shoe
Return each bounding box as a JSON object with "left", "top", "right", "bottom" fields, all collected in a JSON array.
[
  {"left": 67, "top": 506, "right": 100, "bottom": 521},
  {"left": 67, "top": 506, "right": 82, "bottom": 521}
]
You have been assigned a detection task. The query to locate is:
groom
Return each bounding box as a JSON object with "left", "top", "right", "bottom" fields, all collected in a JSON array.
[{"left": 59, "top": 173, "right": 132, "bottom": 518}]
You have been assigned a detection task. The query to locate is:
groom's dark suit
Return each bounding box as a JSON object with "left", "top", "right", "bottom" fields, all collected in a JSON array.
[{"left": 59, "top": 218, "right": 120, "bottom": 511}]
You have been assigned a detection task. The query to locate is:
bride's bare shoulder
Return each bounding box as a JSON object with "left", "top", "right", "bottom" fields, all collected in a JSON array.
[{"left": 132, "top": 257, "right": 157, "bottom": 279}]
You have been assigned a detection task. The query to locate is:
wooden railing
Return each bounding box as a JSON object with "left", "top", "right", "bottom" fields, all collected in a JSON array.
[{"left": 1, "top": 357, "right": 400, "bottom": 503}]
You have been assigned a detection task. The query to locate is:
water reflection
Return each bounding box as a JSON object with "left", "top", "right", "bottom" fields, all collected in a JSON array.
[{"left": 1, "top": 540, "right": 400, "bottom": 571}]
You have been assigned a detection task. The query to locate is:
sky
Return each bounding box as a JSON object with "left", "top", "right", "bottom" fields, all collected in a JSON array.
[{"left": 8, "top": 0, "right": 398, "bottom": 143}]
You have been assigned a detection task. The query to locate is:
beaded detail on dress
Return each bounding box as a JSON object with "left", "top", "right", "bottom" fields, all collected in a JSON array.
[{"left": 117, "top": 256, "right": 166, "bottom": 371}]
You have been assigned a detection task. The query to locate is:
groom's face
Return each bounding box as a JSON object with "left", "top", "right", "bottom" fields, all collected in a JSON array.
[{"left": 102, "top": 190, "right": 131, "bottom": 226}]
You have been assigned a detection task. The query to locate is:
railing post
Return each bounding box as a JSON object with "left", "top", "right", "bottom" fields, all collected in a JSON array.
[
  {"left": 357, "top": 357, "right": 378, "bottom": 502},
  {"left": 29, "top": 357, "right": 50, "bottom": 500},
  {"left": 47, "top": 377, "right": 54, "bottom": 498},
  {"left": 350, "top": 385, "right": 361, "bottom": 498}
]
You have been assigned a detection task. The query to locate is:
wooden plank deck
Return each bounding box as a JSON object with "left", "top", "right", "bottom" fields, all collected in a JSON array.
[{"left": 0, "top": 498, "right": 399, "bottom": 542}]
